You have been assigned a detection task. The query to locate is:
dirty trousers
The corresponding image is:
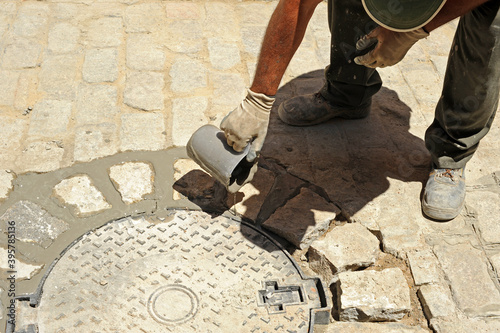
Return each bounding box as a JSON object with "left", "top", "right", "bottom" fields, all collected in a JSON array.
[{"left": 322, "top": 0, "right": 500, "bottom": 168}]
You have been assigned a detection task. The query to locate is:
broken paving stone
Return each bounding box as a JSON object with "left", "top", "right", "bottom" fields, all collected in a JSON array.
[
  {"left": 109, "top": 162, "right": 154, "bottom": 204},
  {"left": 433, "top": 243, "right": 500, "bottom": 317},
  {"left": 0, "top": 201, "right": 69, "bottom": 248},
  {"left": 262, "top": 187, "right": 339, "bottom": 249},
  {"left": 417, "top": 283, "right": 456, "bottom": 320},
  {"left": 53, "top": 175, "right": 111, "bottom": 217},
  {"left": 227, "top": 167, "right": 275, "bottom": 221},
  {"left": 325, "top": 322, "right": 428, "bottom": 332},
  {"left": 407, "top": 248, "right": 441, "bottom": 286},
  {"left": 308, "top": 223, "right": 381, "bottom": 283},
  {"left": 0, "top": 170, "right": 14, "bottom": 201},
  {"left": 0, "top": 247, "right": 43, "bottom": 280},
  {"left": 337, "top": 268, "right": 411, "bottom": 322}
]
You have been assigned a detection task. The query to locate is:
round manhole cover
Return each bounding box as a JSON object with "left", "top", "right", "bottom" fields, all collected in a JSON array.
[{"left": 27, "top": 210, "right": 328, "bottom": 332}]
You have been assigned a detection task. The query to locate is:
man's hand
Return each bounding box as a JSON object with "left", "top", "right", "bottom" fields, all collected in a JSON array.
[
  {"left": 220, "top": 89, "right": 275, "bottom": 162},
  {"left": 354, "top": 26, "right": 429, "bottom": 68}
]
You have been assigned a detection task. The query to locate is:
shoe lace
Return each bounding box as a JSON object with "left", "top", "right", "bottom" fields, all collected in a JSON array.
[{"left": 436, "top": 169, "right": 459, "bottom": 182}]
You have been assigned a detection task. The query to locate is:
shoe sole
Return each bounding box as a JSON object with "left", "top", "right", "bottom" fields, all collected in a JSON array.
[{"left": 421, "top": 199, "right": 464, "bottom": 221}]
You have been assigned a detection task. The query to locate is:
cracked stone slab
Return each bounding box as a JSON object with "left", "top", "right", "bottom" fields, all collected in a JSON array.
[
  {"left": 0, "top": 201, "right": 69, "bottom": 248},
  {"left": 336, "top": 268, "right": 411, "bottom": 322},
  {"left": 417, "top": 283, "right": 456, "bottom": 320},
  {"left": 262, "top": 187, "right": 339, "bottom": 249},
  {"left": 433, "top": 243, "right": 500, "bottom": 317},
  {"left": 53, "top": 175, "right": 111, "bottom": 217},
  {"left": 325, "top": 322, "right": 428, "bottom": 332},
  {"left": 309, "top": 223, "right": 381, "bottom": 282},
  {"left": 0, "top": 170, "right": 14, "bottom": 201},
  {"left": 431, "top": 318, "right": 500, "bottom": 333},
  {"left": 108, "top": 162, "right": 154, "bottom": 204},
  {"left": 0, "top": 247, "right": 43, "bottom": 280},
  {"left": 227, "top": 167, "right": 275, "bottom": 221}
]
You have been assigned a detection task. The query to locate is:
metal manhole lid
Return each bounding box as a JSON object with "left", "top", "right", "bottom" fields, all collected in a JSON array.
[{"left": 15, "top": 210, "right": 330, "bottom": 333}]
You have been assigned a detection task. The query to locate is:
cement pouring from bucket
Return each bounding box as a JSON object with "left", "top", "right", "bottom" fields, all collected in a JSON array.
[{"left": 187, "top": 124, "right": 258, "bottom": 193}]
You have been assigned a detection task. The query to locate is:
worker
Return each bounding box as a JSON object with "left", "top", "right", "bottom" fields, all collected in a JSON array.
[{"left": 220, "top": 0, "right": 500, "bottom": 221}]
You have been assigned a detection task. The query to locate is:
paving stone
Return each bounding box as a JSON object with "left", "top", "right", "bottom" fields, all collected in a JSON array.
[
  {"left": 163, "top": 20, "right": 203, "bottom": 54},
  {"left": 28, "top": 100, "right": 72, "bottom": 136},
  {"left": 13, "top": 2, "right": 49, "bottom": 38},
  {"left": 75, "top": 84, "right": 119, "bottom": 125},
  {"left": 169, "top": 57, "right": 207, "bottom": 93},
  {"left": 0, "top": 201, "right": 69, "bottom": 248},
  {"left": 433, "top": 243, "right": 500, "bottom": 317},
  {"left": 120, "top": 113, "right": 166, "bottom": 151},
  {"left": 82, "top": 48, "right": 118, "bottom": 83},
  {"left": 14, "top": 69, "right": 38, "bottom": 111},
  {"left": 0, "top": 118, "right": 26, "bottom": 167},
  {"left": 0, "top": 247, "right": 44, "bottom": 280},
  {"left": 467, "top": 191, "right": 500, "bottom": 244},
  {"left": 0, "top": 287, "right": 3, "bottom": 321},
  {"left": 227, "top": 167, "right": 275, "bottom": 221},
  {"left": 171, "top": 96, "right": 208, "bottom": 146},
  {"left": 240, "top": 26, "right": 266, "bottom": 57},
  {"left": 309, "top": 223, "right": 381, "bottom": 282},
  {"left": 172, "top": 158, "right": 213, "bottom": 201},
  {"left": 237, "top": 2, "right": 275, "bottom": 26},
  {"left": 211, "top": 72, "right": 246, "bottom": 106},
  {"left": 86, "top": 17, "right": 123, "bottom": 47},
  {"left": 48, "top": 22, "right": 80, "bottom": 53},
  {"left": 74, "top": 123, "right": 118, "bottom": 162},
  {"left": 204, "top": 3, "right": 239, "bottom": 41},
  {"left": 124, "top": 3, "right": 165, "bottom": 33},
  {"left": 0, "top": 170, "right": 14, "bottom": 201},
  {"left": 490, "top": 253, "right": 500, "bottom": 277},
  {"left": 124, "top": 71, "right": 165, "bottom": 111},
  {"left": 16, "top": 141, "right": 64, "bottom": 173},
  {"left": 286, "top": 46, "right": 323, "bottom": 79},
  {"left": 108, "top": 162, "right": 154, "bottom": 204},
  {"left": 431, "top": 318, "right": 500, "bottom": 333},
  {"left": 52, "top": 3, "right": 83, "bottom": 20},
  {"left": 165, "top": 2, "right": 201, "bottom": 19},
  {"left": 53, "top": 175, "right": 111, "bottom": 217},
  {"left": 417, "top": 283, "right": 456, "bottom": 320},
  {"left": 407, "top": 248, "right": 441, "bottom": 286},
  {"left": 126, "top": 34, "right": 165, "bottom": 71},
  {"left": 39, "top": 54, "right": 79, "bottom": 100},
  {"left": 336, "top": 268, "right": 411, "bottom": 322},
  {"left": 0, "top": 70, "right": 20, "bottom": 106},
  {"left": 208, "top": 38, "right": 241, "bottom": 70},
  {"left": 2, "top": 39, "right": 42, "bottom": 69},
  {"left": 262, "top": 187, "right": 339, "bottom": 249},
  {"left": 325, "top": 322, "right": 429, "bottom": 333}
]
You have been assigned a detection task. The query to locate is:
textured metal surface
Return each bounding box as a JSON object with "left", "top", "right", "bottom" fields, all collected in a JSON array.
[{"left": 20, "top": 210, "right": 327, "bottom": 333}]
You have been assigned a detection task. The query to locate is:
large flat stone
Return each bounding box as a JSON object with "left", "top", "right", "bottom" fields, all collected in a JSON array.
[
  {"left": 431, "top": 318, "right": 500, "bottom": 333},
  {"left": 407, "top": 248, "right": 441, "bottom": 286},
  {"left": 53, "top": 175, "right": 111, "bottom": 217},
  {"left": 0, "top": 201, "right": 69, "bottom": 248},
  {"left": 467, "top": 191, "right": 500, "bottom": 244},
  {"left": 227, "top": 167, "right": 275, "bottom": 221},
  {"left": 309, "top": 223, "right": 381, "bottom": 282},
  {"left": 433, "top": 243, "right": 500, "bottom": 317},
  {"left": 262, "top": 187, "right": 339, "bottom": 249},
  {"left": 108, "top": 162, "right": 154, "bottom": 204},
  {"left": 325, "top": 322, "right": 428, "bottom": 332},
  {"left": 337, "top": 268, "right": 411, "bottom": 322},
  {"left": 417, "top": 283, "right": 456, "bottom": 320}
]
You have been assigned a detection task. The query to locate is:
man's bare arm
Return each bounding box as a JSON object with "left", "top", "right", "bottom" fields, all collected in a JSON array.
[{"left": 250, "top": 0, "right": 322, "bottom": 96}]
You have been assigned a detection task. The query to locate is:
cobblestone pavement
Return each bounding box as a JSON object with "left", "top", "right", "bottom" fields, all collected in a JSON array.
[{"left": 1, "top": 0, "right": 500, "bottom": 332}]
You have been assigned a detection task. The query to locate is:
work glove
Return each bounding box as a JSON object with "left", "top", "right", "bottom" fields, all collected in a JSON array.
[
  {"left": 354, "top": 26, "right": 429, "bottom": 68},
  {"left": 220, "top": 89, "right": 275, "bottom": 162}
]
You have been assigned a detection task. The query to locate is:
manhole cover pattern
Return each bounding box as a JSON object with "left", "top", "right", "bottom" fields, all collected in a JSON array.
[{"left": 35, "top": 210, "right": 321, "bottom": 333}]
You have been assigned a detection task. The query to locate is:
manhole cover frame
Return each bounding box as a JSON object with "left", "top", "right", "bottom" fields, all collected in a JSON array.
[{"left": 9, "top": 209, "right": 331, "bottom": 333}]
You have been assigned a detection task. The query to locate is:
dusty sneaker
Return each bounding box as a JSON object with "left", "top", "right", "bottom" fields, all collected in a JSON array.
[
  {"left": 278, "top": 92, "right": 370, "bottom": 126},
  {"left": 422, "top": 168, "right": 466, "bottom": 221}
]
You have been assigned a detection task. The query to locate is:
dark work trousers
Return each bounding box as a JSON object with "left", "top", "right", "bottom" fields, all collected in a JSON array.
[
  {"left": 425, "top": 1, "right": 500, "bottom": 168},
  {"left": 321, "top": 0, "right": 382, "bottom": 109}
]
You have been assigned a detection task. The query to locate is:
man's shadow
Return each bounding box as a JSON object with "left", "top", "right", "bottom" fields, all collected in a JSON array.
[{"left": 174, "top": 69, "right": 431, "bottom": 250}]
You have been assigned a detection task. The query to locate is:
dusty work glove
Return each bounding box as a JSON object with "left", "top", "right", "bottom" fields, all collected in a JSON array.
[
  {"left": 354, "top": 26, "right": 429, "bottom": 68},
  {"left": 220, "top": 89, "right": 275, "bottom": 162}
]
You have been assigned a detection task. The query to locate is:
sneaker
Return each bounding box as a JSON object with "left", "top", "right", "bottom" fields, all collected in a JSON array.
[
  {"left": 277, "top": 92, "right": 370, "bottom": 126},
  {"left": 421, "top": 168, "right": 466, "bottom": 221}
]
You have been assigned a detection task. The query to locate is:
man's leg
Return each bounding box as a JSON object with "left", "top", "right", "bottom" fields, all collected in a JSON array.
[
  {"left": 422, "top": 1, "right": 500, "bottom": 220},
  {"left": 278, "top": 0, "right": 383, "bottom": 126}
]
